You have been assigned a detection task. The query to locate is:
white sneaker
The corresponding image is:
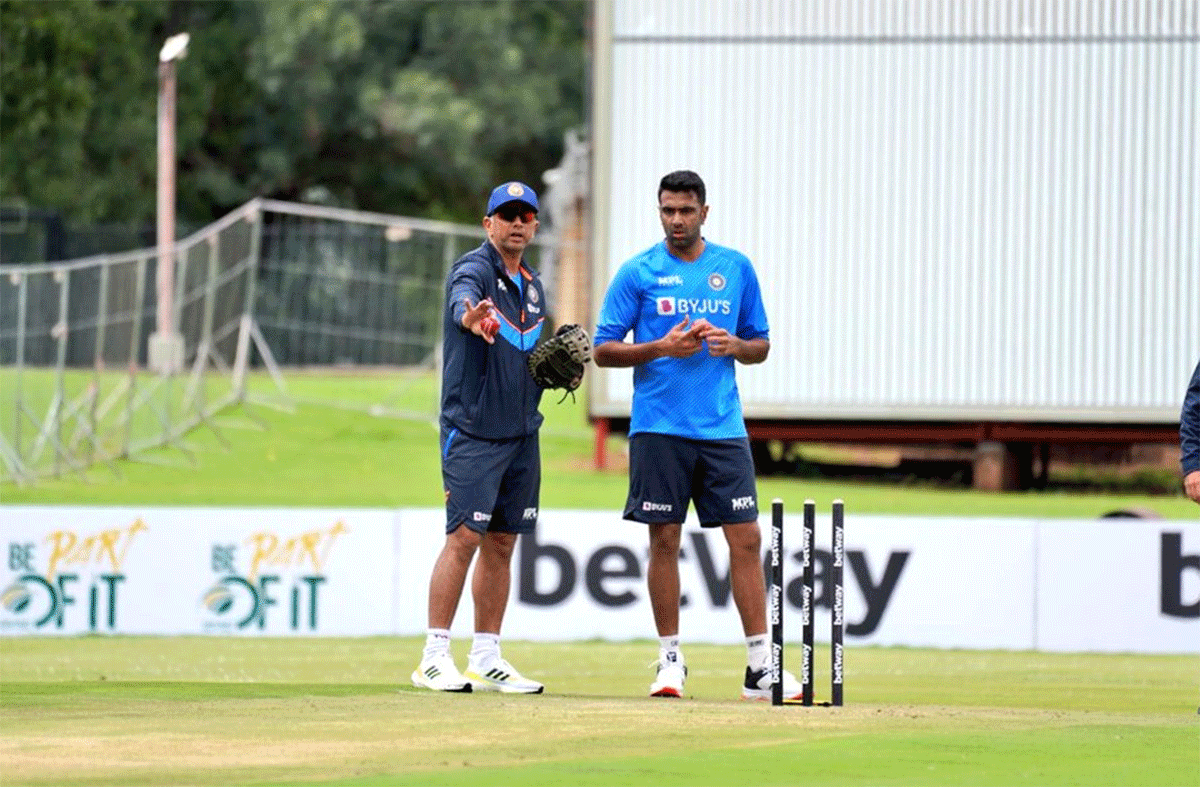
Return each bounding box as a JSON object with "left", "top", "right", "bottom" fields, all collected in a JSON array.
[
  {"left": 411, "top": 652, "right": 472, "bottom": 693},
  {"left": 465, "top": 656, "right": 544, "bottom": 694},
  {"left": 649, "top": 657, "right": 687, "bottom": 698},
  {"left": 741, "top": 665, "right": 804, "bottom": 701}
]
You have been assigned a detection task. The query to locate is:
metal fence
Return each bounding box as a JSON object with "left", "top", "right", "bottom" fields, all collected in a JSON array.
[{"left": 0, "top": 199, "right": 575, "bottom": 484}]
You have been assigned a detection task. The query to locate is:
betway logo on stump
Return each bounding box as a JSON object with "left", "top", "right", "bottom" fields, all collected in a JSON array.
[{"left": 517, "top": 529, "right": 909, "bottom": 636}]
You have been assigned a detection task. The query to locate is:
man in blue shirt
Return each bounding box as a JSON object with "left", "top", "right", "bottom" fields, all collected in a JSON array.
[
  {"left": 594, "top": 170, "right": 803, "bottom": 700},
  {"left": 411, "top": 181, "right": 549, "bottom": 695},
  {"left": 1182, "top": 356, "right": 1200, "bottom": 505}
]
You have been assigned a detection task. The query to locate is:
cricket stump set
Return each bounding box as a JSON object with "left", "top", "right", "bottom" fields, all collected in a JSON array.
[{"left": 769, "top": 497, "right": 845, "bottom": 707}]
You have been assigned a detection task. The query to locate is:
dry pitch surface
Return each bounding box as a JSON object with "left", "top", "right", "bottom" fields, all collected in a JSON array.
[{"left": 2, "top": 637, "right": 1195, "bottom": 787}]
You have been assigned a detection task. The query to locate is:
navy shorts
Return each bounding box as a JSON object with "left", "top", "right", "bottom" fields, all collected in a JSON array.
[
  {"left": 623, "top": 432, "right": 759, "bottom": 527},
  {"left": 441, "top": 425, "right": 540, "bottom": 535}
]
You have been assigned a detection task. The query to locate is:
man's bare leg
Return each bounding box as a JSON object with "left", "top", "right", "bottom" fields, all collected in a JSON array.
[
  {"left": 466, "top": 531, "right": 543, "bottom": 693},
  {"left": 647, "top": 523, "right": 683, "bottom": 636},
  {"left": 472, "top": 531, "right": 517, "bottom": 634},
  {"left": 427, "top": 524, "right": 482, "bottom": 629},
  {"left": 413, "top": 524, "right": 481, "bottom": 692},
  {"left": 646, "top": 522, "right": 686, "bottom": 696},
  {"left": 723, "top": 520, "right": 766, "bottom": 636}
]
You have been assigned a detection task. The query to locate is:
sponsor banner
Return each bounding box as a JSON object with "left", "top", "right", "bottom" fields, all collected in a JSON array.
[
  {"left": 0, "top": 507, "right": 394, "bottom": 635},
  {"left": 398, "top": 508, "right": 766, "bottom": 640},
  {"left": 3, "top": 507, "right": 1196, "bottom": 652},
  {"left": 1037, "top": 519, "right": 1199, "bottom": 652},
  {"left": 398, "top": 509, "right": 1199, "bottom": 653},
  {"left": 396, "top": 510, "right": 1036, "bottom": 649},
  {"left": 836, "top": 516, "right": 1037, "bottom": 649}
]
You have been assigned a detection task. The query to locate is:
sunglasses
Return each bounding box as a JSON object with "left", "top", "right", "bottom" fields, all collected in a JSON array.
[{"left": 492, "top": 206, "right": 537, "bottom": 223}]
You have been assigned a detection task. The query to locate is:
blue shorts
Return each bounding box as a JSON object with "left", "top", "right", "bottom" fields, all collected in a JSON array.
[
  {"left": 623, "top": 432, "right": 759, "bottom": 527},
  {"left": 441, "top": 425, "right": 540, "bottom": 535}
]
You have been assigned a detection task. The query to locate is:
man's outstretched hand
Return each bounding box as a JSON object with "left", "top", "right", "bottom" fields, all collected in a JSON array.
[{"left": 462, "top": 298, "right": 499, "bottom": 344}]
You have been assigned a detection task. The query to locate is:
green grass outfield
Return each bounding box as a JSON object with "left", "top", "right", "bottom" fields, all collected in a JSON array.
[
  {"left": 2, "top": 370, "right": 1196, "bottom": 518},
  {"left": 1, "top": 637, "right": 1196, "bottom": 787},
  {"left": 2, "top": 371, "right": 1197, "bottom": 786}
]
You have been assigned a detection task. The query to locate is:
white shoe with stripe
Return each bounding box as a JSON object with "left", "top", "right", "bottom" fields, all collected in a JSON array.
[
  {"left": 411, "top": 653, "right": 472, "bottom": 692},
  {"left": 465, "top": 656, "right": 544, "bottom": 694},
  {"left": 741, "top": 665, "right": 804, "bottom": 701}
]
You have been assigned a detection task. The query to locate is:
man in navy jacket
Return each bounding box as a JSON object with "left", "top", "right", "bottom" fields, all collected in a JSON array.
[
  {"left": 1181, "top": 356, "right": 1200, "bottom": 505},
  {"left": 412, "top": 182, "right": 549, "bottom": 694}
]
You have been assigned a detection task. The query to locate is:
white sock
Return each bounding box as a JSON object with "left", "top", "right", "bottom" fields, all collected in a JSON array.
[
  {"left": 423, "top": 628, "right": 452, "bottom": 661},
  {"left": 470, "top": 632, "right": 501, "bottom": 665},
  {"left": 659, "top": 635, "right": 683, "bottom": 665},
  {"left": 746, "top": 634, "right": 770, "bottom": 671}
]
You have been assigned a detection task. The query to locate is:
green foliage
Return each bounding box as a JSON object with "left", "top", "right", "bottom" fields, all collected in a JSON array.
[
  {"left": 1, "top": 0, "right": 155, "bottom": 222},
  {"left": 1051, "top": 464, "right": 1183, "bottom": 495},
  {"left": 1, "top": 0, "right": 588, "bottom": 227}
]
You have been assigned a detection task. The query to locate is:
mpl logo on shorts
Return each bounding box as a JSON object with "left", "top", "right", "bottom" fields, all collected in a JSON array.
[
  {"left": 731, "top": 495, "right": 756, "bottom": 511},
  {"left": 642, "top": 501, "right": 673, "bottom": 512}
]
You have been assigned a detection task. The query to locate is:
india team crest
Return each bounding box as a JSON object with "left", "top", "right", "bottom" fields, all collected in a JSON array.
[{"left": 708, "top": 273, "right": 726, "bottom": 291}]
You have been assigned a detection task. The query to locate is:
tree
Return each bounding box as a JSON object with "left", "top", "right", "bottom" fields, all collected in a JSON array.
[
  {"left": 1, "top": 0, "right": 588, "bottom": 227},
  {"left": 1, "top": 0, "right": 160, "bottom": 222},
  {"left": 245, "top": 0, "right": 587, "bottom": 221}
]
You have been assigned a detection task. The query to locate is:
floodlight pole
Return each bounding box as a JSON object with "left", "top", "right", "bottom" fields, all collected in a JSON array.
[{"left": 150, "top": 32, "right": 189, "bottom": 374}]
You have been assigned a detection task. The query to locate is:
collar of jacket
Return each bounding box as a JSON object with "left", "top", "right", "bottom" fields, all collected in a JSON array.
[{"left": 483, "top": 240, "right": 532, "bottom": 283}]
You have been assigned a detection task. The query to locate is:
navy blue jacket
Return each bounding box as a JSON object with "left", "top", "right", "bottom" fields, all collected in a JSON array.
[
  {"left": 1182, "top": 356, "right": 1200, "bottom": 475},
  {"left": 440, "top": 241, "right": 548, "bottom": 440}
]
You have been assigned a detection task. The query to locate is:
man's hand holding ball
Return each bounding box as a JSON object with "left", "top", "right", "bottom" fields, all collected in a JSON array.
[
  {"left": 462, "top": 297, "right": 500, "bottom": 344},
  {"left": 480, "top": 315, "right": 500, "bottom": 341}
]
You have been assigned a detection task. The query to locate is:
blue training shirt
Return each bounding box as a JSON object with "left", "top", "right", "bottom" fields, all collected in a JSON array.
[
  {"left": 594, "top": 240, "right": 769, "bottom": 440},
  {"left": 441, "top": 241, "right": 547, "bottom": 440}
]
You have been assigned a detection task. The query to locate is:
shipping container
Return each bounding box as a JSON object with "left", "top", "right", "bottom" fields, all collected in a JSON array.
[{"left": 587, "top": 0, "right": 1200, "bottom": 489}]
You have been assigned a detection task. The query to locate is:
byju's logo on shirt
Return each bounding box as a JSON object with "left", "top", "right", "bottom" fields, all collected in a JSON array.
[{"left": 656, "top": 297, "right": 732, "bottom": 316}]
